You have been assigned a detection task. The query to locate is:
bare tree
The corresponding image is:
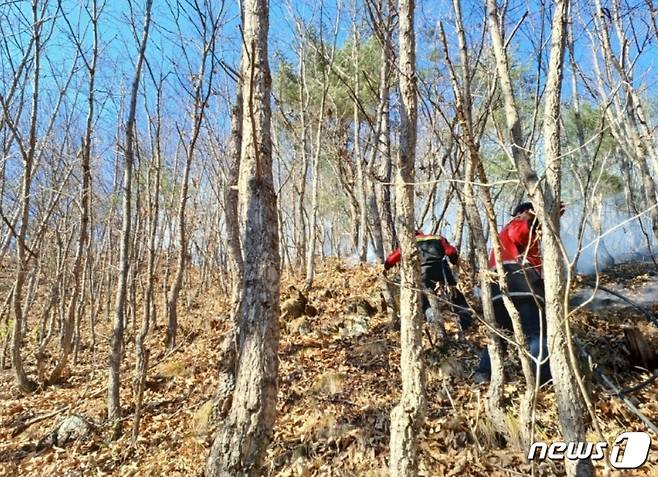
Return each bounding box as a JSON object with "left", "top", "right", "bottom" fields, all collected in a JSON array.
[
  {"left": 304, "top": 2, "right": 340, "bottom": 289},
  {"left": 368, "top": 0, "right": 397, "bottom": 255},
  {"left": 487, "top": 0, "right": 594, "bottom": 474},
  {"left": 540, "top": 2, "right": 594, "bottom": 475},
  {"left": 108, "top": 0, "right": 153, "bottom": 431},
  {"left": 4, "top": 0, "right": 46, "bottom": 394},
  {"left": 132, "top": 65, "right": 165, "bottom": 444},
  {"left": 438, "top": 6, "right": 512, "bottom": 438},
  {"left": 205, "top": 0, "right": 281, "bottom": 473},
  {"left": 388, "top": 0, "right": 426, "bottom": 473},
  {"left": 352, "top": 11, "right": 368, "bottom": 262},
  {"left": 48, "top": 0, "right": 101, "bottom": 384},
  {"left": 165, "top": 0, "right": 220, "bottom": 350}
]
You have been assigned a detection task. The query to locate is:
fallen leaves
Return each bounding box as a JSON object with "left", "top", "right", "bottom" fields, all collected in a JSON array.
[{"left": 2, "top": 259, "right": 658, "bottom": 475}]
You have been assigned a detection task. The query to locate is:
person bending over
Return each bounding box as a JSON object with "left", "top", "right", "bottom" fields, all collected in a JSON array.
[
  {"left": 384, "top": 231, "right": 472, "bottom": 331},
  {"left": 474, "top": 201, "right": 564, "bottom": 385}
]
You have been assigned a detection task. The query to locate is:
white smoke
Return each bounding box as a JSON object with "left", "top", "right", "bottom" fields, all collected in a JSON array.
[{"left": 561, "top": 196, "right": 658, "bottom": 275}]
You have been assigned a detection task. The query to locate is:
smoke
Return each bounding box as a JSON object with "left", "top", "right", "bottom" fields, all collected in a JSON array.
[
  {"left": 561, "top": 196, "right": 658, "bottom": 276},
  {"left": 350, "top": 193, "right": 658, "bottom": 277}
]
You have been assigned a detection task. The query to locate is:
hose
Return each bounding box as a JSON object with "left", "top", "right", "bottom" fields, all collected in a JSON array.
[{"left": 579, "top": 279, "right": 658, "bottom": 327}]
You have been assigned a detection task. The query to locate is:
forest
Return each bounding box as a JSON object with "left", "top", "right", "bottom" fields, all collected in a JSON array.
[{"left": 2, "top": 0, "right": 658, "bottom": 475}]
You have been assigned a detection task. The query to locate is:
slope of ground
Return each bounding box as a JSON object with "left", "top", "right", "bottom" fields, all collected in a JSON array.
[{"left": 1, "top": 259, "right": 658, "bottom": 476}]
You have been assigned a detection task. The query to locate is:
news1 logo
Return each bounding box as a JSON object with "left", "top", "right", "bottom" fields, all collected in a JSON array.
[{"left": 528, "top": 431, "right": 651, "bottom": 469}]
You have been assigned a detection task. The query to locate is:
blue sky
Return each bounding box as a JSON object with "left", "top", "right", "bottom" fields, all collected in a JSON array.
[{"left": 2, "top": 0, "right": 657, "bottom": 188}]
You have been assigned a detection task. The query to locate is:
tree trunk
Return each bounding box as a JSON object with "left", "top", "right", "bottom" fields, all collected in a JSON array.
[
  {"left": 132, "top": 79, "right": 163, "bottom": 443},
  {"left": 9, "top": 0, "right": 43, "bottom": 394},
  {"left": 225, "top": 85, "right": 244, "bottom": 309},
  {"left": 439, "top": 7, "right": 516, "bottom": 438},
  {"left": 389, "top": 0, "right": 426, "bottom": 474},
  {"left": 369, "top": 180, "right": 385, "bottom": 261},
  {"left": 295, "top": 42, "right": 310, "bottom": 270},
  {"left": 353, "top": 22, "right": 368, "bottom": 262},
  {"left": 108, "top": 0, "right": 153, "bottom": 429},
  {"left": 166, "top": 26, "right": 216, "bottom": 349},
  {"left": 303, "top": 26, "right": 336, "bottom": 288},
  {"left": 305, "top": 110, "right": 333, "bottom": 287},
  {"left": 375, "top": 18, "right": 396, "bottom": 253},
  {"left": 48, "top": 0, "right": 98, "bottom": 384},
  {"left": 542, "top": 2, "right": 594, "bottom": 475},
  {"left": 205, "top": 0, "right": 280, "bottom": 474},
  {"left": 488, "top": 1, "right": 595, "bottom": 464}
]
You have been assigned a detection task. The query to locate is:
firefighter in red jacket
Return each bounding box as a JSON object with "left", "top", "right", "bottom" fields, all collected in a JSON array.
[
  {"left": 488, "top": 202, "right": 544, "bottom": 274},
  {"left": 475, "top": 201, "right": 564, "bottom": 384},
  {"left": 384, "top": 231, "right": 472, "bottom": 330}
]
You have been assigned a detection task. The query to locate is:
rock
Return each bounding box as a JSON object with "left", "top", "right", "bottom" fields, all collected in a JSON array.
[
  {"left": 287, "top": 316, "right": 313, "bottom": 336},
  {"left": 39, "top": 414, "right": 93, "bottom": 449},
  {"left": 339, "top": 315, "right": 369, "bottom": 338},
  {"left": 55, "top": 415, "right": 91, "bottom": 446},
  {"left": 311, "top": 372, "right": 346, "bottom": 396},
  {"left": 346, "top": 297, "right": 376, "bottom": 317},
  {"left": 324, "top": 313, "right": 370, "bottom": 338},
  {"left": 192, "top": 400, "right": 215, "bottom": 437}
]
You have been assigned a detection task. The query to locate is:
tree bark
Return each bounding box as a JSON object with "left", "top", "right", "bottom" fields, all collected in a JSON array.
[
  {"left": 389, "top": 0, "right": 426, "bottom": 474},
  {"left": 48, "top": 0, "right": 99, "bottom": 384},
  {"left": 205, "top": 0, "right": 280, "bottom": 474},
  {"left": 108, "top": 0, "right": 153, "bottom": 429},
  {"left": 542, "top": 2, "right": 594, "bottom": 475}
]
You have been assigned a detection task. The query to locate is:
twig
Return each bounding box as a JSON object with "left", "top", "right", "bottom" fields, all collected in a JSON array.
[
  {"left": 596, "top": 368, "right": 658, "bottom": 436},
  {"left": 618, "top": 371, "right": 658, "bottom": 397},
  {"left": 576, "top": 340, "right": 658, "bottom": 435},
  {"left": 580, "top": 280, "right": 658, "bottom": 327},
  {"left": 11, "top": 406, "right": 70, "bottom": 437}
]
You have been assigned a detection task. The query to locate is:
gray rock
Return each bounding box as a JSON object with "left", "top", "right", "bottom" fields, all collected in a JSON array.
[
  {"left": 287, "top": 316, "right": 313, "bottom": 336},
  {"left": 346, "top": 297, "right": 377, "bottom": 317},
  {"left": 55, "top": 415, "right": 91, "bottom": 446},
  {"left": 339, "top": 315, "right": 369, "bottom": 338},
  {"left": 39, "top": 414, "right": 94, "bottom": 449}
]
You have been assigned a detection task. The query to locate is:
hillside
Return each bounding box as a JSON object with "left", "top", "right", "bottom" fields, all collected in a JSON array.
[{"left": 1, "top": 259, "right": 658, "bottom": 476}]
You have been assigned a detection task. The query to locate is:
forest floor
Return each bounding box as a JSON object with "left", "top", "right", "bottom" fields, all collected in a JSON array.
[{"left": 2, "top": 258, "right": 658, "bottom": 476}]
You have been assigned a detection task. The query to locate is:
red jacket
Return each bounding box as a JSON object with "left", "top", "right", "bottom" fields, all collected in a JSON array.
[
  {"left": 385, "top": 233, "right": 459, "bottom": 269},
  {"left": 488, "top": 218, "right": 542, "bottom": 271}
]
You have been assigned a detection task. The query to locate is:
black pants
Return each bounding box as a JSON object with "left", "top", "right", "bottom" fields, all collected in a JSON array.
[
  {"left": 476, "top": 264, "right": 551, "bottom": 384},
  {"left": 421, "top": 261, "right": 473, "bottom": 330}
]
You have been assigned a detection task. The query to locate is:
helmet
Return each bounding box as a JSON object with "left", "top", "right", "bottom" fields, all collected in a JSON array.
[
  {"left": 512, "top": 201, "right": 565, "bottom": 217},
  {"left": 512, "top": 202, "right": 534, "bottom": 217}
]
